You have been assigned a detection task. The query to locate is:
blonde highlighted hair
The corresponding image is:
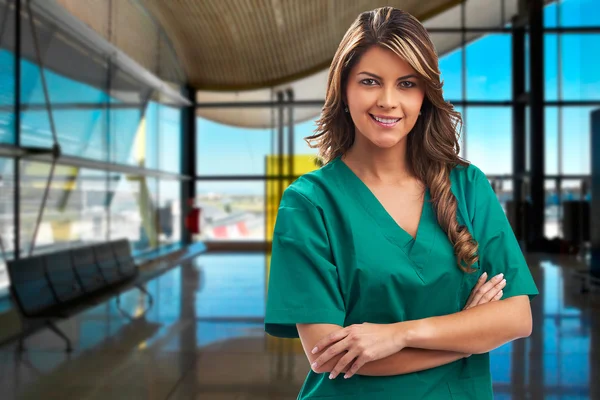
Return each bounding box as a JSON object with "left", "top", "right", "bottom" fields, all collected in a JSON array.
[{"left": 306, "top": 7, "right": 478, "bottom": 273}]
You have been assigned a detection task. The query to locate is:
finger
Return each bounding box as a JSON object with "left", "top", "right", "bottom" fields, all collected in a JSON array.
[
  {"left": 312, "top": 328, "right": 350, "bottom": 355},
  {"left": 344, "top": 355, "right": 368, "bottom": 379},
  {"left": 492, "top": 290, "right": 503, "bottom": 301},
  {"left": 464, "top": 272, "right": 493, "bottom": 310},
  {"left": 470, "top": 273, "right": 504, "bottom": 305},
  {"left": 464, "top": 272, "right": 488, "bottom": 309},
  {"left": 312, "top": 338, "right": 351, "bottom": 371},
  {"left": 477, "top": 277, "right": 507, "bottom": 305},
  {"left": 329, "top": 350, "right": 358, "bottom": 380}
]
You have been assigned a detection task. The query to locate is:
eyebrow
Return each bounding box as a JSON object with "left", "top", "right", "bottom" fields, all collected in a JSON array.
[{"left": 357, "top": 71, "right": 418, "bottom": 81}]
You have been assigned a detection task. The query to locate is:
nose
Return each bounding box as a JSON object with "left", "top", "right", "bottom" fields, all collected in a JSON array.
[{"left": 376, "top": 86, "right": 399, "bottom": 110}]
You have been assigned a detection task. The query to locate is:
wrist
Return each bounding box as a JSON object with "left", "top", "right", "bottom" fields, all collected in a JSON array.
[{"left": 393, "top": 320, "right": 420, "bottom": 349}]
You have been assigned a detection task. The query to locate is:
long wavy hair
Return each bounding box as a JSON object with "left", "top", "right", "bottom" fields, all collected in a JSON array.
[{"left": 305, "top": 7, "right": 478, "bottom": 273}]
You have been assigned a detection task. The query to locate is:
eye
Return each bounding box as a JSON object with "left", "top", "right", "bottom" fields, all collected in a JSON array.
[
  {"left": 360, "top": 78, "right": 378, "bottom": 86},
  {"left": 399, "top": 81, "right": 417, "bottom": 88}
]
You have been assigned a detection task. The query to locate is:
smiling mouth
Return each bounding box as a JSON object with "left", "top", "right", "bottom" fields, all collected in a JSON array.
[{"left": 369, "top": 114, "right": 401, "bottom": 126}]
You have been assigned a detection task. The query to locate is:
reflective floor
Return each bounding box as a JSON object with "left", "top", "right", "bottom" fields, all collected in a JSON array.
[{"left": 0, "top": 251, "right": 599, "bottom": 399}]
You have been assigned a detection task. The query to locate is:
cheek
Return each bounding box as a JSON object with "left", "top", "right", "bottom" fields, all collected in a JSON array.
[
  {"left": 408, "top": 92, "right": 425, "bottom": 112},
  {"left": 348, "top": 90, "right": 373, "bottom": 111}
]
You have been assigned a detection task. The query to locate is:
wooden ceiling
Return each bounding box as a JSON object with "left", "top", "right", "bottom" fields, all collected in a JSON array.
[{"left": 138, "top": 0, "right": 461, "bottom": 91}]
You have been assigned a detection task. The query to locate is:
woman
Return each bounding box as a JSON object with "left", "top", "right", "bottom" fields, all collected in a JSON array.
[{"left": 265, "top": 6, "right": 538, "bottom": 399}]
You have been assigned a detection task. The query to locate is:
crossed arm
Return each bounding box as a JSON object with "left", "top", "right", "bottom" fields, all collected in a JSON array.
[{"left": 297, "top": 295, "right": 532, "bottom": 377}]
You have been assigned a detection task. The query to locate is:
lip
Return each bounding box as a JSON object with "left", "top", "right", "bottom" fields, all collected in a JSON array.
[
  {"left": 370, "top": 114, "right": 402, "bottom": 119},
  {"left": 369, "top": 113, "right": 402, "bottom": 128}
]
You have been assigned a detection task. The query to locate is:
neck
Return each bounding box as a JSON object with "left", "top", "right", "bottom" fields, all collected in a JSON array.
[{"left": 342, "top": 141, "right": 414, "bottom": 186}]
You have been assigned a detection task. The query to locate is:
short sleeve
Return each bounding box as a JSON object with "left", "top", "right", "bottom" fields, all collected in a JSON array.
[
  {"left": 470, "top": 167, "right": 539, "bottom": 301},
  {"left": 264, "top": 186, "right": 346, "bottom": 338}
]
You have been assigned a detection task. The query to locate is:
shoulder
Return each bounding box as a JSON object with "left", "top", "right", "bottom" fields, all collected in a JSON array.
[
  {"left": 450, "top": 161, "right": 488, "bottom": 188},
  {"left": 281, "top": 157, "right": 341, "bottom": 208},
  {"left": 449, "top": 162, "right": 495, "bottom": 220}
]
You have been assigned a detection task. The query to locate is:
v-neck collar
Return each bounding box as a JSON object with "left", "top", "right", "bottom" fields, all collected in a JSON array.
[{"left": 333, "top": 155, "right": 438, "bottom": 272}]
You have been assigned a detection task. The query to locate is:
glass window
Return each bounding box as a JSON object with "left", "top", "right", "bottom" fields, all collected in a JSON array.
[
  {"left": 544, "top": 0, "right": 559, "bottom": 28},
  {"left": 159, "top": 104, "right": 182, "bottom": 174},
  {"left": 561, "top": 106, "right": 593, "bottom": 175},
  {"left": 195, "top": 180, "right": 265, "bottom": 241},
  {"left": 21, "top": 107, "right": 109, "bottom": 162},
  {"left": 0, "top": 17, "right": 15, "bottom": 143},
  {"left": 560, "top": 34, "right": 600, "bottom": 101},
  {"left": 545, "top": 179, "right": 559, "bottom": 238},
  {"left": 109, "top": 100, "right": 159, "bottom": 169},
  {"left": 434, "top": 34, "right": 463, "bottom": 102},
  {"left": 558, "top": 0, "right": 600, "bottom": 28},
  {"left": 159, "top": 179, "right": 181, "bottom": 245},
  {"left": 0, "top": 158, "right": 14, "bottom": 290},
  {"left": 145, "top": 101, "right": 159, "bottom": 170},
  {"left": 0, "top": 0, "right": 185, "bottom": 281},
  {"left": 197, "top": 108, "right": 274, "bottom": 176},
  {"left": 544, "top": 34, "right": 558, "bottom": 102},
  {"left": 109, "top": 66, "right": 155, "bottom": 167},
  {"left": 19, "top": 162, "right": 110, "bottom": 256},
  {"left": 545, "top": 107, "right": 558, "bottom": 176},
  {"left": 109, "top": 173, "right": 158, "bottom": 254},
  {"left": 466, "top": 34, "right": 512, "bottom": 101},
  {"left": 293, "top": 107, "right": 321, "bottom": 158},
  {"left": 109, "top": 107, "right": 143, "bottom": 165},
  {"left": 0, "top": 111, "right": 15, "bottom": 145},
  {"left": 454, "top": 106, "right": 466, "bottom": 160},
  {"left": 465, "top": 107, "right": 512, "bottom": 175}
]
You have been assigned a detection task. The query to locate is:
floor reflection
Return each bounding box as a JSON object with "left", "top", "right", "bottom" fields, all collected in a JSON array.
[{"left": 0, "top": 252, "right": 598, "bottom": 399}]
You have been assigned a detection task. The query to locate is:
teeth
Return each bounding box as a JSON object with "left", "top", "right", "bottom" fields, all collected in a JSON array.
[{"left": 373, "top": 115, "right": 400, "bottom": 124}]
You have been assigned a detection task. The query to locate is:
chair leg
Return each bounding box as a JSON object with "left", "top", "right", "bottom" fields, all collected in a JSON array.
[
  {"left": 135, "top": 284, "right": 154, "bottom": 305},
  {"left": 46, "top": 321, "right": 73, "bottom": 353},
  {"left": 115, "top": 301, "right": 134, "bottom": 321}
]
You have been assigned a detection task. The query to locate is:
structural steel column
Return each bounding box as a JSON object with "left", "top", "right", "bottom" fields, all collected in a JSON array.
[
  {"left": 181, "top": 85, "right": 196, "bottom": 245},
  {"left": 528, "top": 0, "right": 545, "bottom": 245},
  {"left": 512, "top": 14, "right": 526, "bottom": 242},
  {"left": 591, "top": 109, "right": 600, "bottom": 278},
  {"left": 13, "top": 0, "right": 21, "bottom": 259}
]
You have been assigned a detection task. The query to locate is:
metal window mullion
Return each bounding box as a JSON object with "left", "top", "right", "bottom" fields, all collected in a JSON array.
[
  {"left": 25, "top": 0, "right": 60, "bottom": 256},
  {"left": 14, "top": 0, "right": 21, "bottom": 259}
]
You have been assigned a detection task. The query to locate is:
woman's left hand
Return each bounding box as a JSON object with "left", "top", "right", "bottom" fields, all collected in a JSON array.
[{"left": 310, "top": 322, "right": 407, "bottom": 379}]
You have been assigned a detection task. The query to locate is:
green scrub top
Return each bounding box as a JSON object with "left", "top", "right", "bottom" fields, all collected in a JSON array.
[{"left": 265, "top": 156, "right": 538, "bottom": 400}]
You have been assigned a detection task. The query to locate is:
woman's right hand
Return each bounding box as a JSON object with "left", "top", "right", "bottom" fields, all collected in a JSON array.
[{"left": 463, "top": 272, "right": 507, "bottom": 310}]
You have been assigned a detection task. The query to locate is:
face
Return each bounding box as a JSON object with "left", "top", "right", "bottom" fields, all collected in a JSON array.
[{"left": 344, "top": 45, "right": 426, "bottom": 150}]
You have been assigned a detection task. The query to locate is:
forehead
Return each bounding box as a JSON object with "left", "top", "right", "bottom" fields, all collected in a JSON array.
[{"left": 352, "top": 45, "right": 417, "bottom": 77}]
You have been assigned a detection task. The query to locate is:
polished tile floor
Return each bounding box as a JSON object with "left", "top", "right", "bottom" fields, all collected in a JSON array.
[{"left": 0, "top": 251, "right": 599, "bottom": 399}]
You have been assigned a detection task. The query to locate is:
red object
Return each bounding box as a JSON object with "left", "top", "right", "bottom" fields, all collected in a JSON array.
[
  {"left": 185, "top": 201, "right": 202, "bottom": 234},
  {"left": 236, "top": 221, "right": 249, "bottom": 236},
  {"left": 213, "top": 225, "right": 227, "bottom": 238}
]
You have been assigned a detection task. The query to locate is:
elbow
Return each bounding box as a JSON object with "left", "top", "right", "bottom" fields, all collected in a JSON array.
[
  {"left": 518, "top": 316, "right": 533, "bottom": 339},
  {"left": 507, "top": 295, "right": 533, "bottom": 339},
  {"left": 517, "top": 302, "right": 533, "bottom": 339}
]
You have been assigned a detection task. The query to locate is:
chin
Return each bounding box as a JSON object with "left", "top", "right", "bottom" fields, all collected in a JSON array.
[{"left": 366, "top": 133, "right": 405, "bottom": 149}]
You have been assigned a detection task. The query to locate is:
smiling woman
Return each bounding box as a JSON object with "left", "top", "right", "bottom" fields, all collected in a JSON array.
[
  {"left": 264, "top": 6, "right": 538, "bottom": 400},
  {"left": 346, "top": 49, "right": 425, "bottom": 143}
]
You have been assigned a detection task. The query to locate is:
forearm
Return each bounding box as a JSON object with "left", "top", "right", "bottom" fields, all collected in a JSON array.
[
  {"left": 401, "top": 296, "right": 532, "bottom": 355},
  {"left": 316, "top": 347, "right": 468, "bottom": 376},
  {"left": 355, "top": 347, "right": 468, "bottom": 376}
]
